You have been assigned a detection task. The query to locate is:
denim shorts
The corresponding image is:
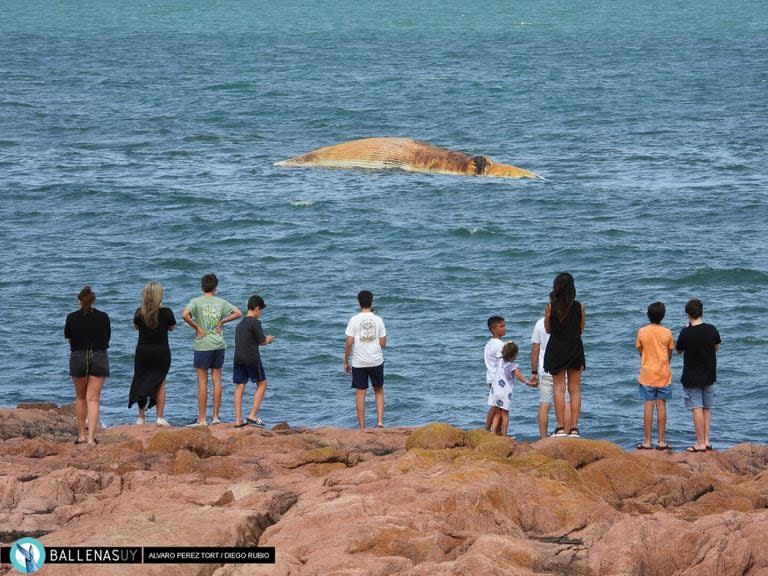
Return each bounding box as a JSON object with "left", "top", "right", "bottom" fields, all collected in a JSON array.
[
  {"left": 538, "top": 373, "right": 554, "bottom": 404},
  {"left": 682, "top": 385, "right": 714, "bottom": 409},
  {"left": 638, "top": 384, "right": 672, "bottom": 401},
  {"left": 233, "top": 362, "right": 266, "bottom": 384},
  {"left": 70, "top": 349, "right": 110, "bottom": 378},
  {"left": 194, "top": 349, "right": 225, "bottom": 369},
  {"left": 351, "top": 364, "right": 384, "bottom": 389}
]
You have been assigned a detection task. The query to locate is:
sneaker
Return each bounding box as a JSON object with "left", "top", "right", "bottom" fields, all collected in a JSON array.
[
  {"left": 246, "top": 416, "right": 265, "bottom": 428},
  {"left": 135, "top": 417, "right": 145, "bottom": 425},
  {"left": 552, "top": 427, "right": 568, "bottom": 438},
  {"left": 567, "top": 428, "right": 580, "bottom": 438},
  {"left": 188, "top": 420, "right": 208, "bottom": 427},
  {"left": 210, "top": 417, "right": 222, "bottom": 425},
  {"left": 155, "top": 417, "right": 171, "bottom": 427}
]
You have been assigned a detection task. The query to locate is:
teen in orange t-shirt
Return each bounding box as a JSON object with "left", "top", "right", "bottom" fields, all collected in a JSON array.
[{"left": 635, "top": 302, "right": 674, "bottom": 450}]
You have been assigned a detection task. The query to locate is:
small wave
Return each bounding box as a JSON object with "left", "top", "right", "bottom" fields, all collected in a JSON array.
[
  {"left": 0, "top": 100, "right": 34, "bottom": 109},
  {"left": 451, "top": 226, "right": 493, "bottom": 237},
  {"left": 289, "top": 199, "right": 315, "bottom": 207},
  {"left": 677, "top": 267, "right": 768, "bottom": 286}
]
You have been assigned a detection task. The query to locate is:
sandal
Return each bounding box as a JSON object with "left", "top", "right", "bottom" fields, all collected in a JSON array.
[
  {"left": 655, "top": 444, "right": 672, "bottom": 451},
  {"left": 552, "top": 427, "right": 567, "bottom": 437},
  {"left": 636, "top": 443, "right": 653, "bottom": 450},
  {"left": 686, "top": 445, "right": 707, "bottom": 453}
]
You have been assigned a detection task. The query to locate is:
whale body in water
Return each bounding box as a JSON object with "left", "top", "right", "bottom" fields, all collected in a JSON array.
[{"left": 275, "top": 137, "right": 543, "bottom": 179}]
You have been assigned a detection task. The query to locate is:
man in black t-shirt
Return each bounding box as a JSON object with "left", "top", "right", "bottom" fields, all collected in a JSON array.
[{"left": 676, "top": 298, "right": 721, "bottom": 453}]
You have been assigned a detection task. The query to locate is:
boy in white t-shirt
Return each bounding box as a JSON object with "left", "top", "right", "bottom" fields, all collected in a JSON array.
[
  {"left": 344, "top": 290, "right": 387, "bottom": 430},
  {"left": 484, "top": 316, "right": 506, "bottom": 432}
]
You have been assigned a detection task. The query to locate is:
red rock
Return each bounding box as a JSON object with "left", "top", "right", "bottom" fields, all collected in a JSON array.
[{"left": 1, "top": 410, "right": 767, "bottom": 575}]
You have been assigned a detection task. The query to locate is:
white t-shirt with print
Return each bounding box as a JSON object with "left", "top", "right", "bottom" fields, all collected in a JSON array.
[{"left": 345, "top": 312, "right": 386, "bottom": 368}]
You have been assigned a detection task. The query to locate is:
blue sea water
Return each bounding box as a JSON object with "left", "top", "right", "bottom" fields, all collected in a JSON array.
[{"left": 2, "top": 0, "right": 767, "bottom": 449}]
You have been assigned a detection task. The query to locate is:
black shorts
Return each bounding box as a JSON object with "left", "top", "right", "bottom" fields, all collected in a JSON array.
[
  {"left": 69, "top": 349, "right": 110, "bottom": 378},
  {"left": 351, "top": 364, "right": 384, "bottom": 390}
]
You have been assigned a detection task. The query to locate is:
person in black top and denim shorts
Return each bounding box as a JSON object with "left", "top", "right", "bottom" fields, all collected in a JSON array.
[{"left": 64, "top": 286, "right": 110, "bottom": 445}]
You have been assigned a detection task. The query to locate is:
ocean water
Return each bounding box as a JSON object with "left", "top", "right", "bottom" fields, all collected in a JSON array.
[{"left": 2, "top": 0, "right": 767, "bottom": 449}]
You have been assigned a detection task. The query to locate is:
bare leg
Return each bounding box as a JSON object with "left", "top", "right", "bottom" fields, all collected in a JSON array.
[
  {"left": 485, "top": 405, "right": 497, "bottom": 430},
  {"left": 373, "top": 385, "right": 384, "bottom": 427},
  {"left": 247, "top": 381, "right": 268, "bottom": 420},
  {"left": 211, "top": 368, "right": 223, "bottom": 420},
  {"left": 196, "top": 368, "right": 209, "bottom": 423},
  {"left": 537, "top": 402, "right": 550, "bottom": 439},
  {"left": 355, "top": 388, "right": 367, "bottom": 429},
  {"left": 85, "top": 376, "right": 105, "bottom": 444},
  {"left": 656, "top": 399, "right": 667, "bottom": 446},
  {"left": 233, "top": 383, "right": 245, "bottom": 425},
  {"left": 155, "top": 381, "right": 166, "bottom": 419},
  {"left": 552, "top": 372, "right": 567, "bottom": 430},
  {"left": 564, "top": 400, "right": 572, "bottom": 432},
  {"left": 500, "top": 410, "right": 510, "bottom": 436},
  {"left": 566, "top": 368, "right": 582, "bottom": 430},
  {"left": 489, "top": 410, "right": 501, "bottom": 435},
  {"left": 642, "top": 400, "right": 654, "bottom": 447},
  {"left": 690, "top": 408, "right": 707, "bottom": 450},
  {"left": 703, "top": 408, "right": 712, "bottom": 447},
  {"left": 72, "top": 377, "right": 88, "bottom": 442}
]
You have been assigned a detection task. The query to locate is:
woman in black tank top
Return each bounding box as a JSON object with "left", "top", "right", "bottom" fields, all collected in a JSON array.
[{"left": 543, "top": 273, "right": 586, "bottom": 438}]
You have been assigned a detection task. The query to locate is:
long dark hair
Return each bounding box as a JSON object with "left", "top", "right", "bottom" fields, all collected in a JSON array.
[
  {"left": 78, "top": 286, "right": 96, "bottom": 314},
  {"left": 550, "top": 272, "right": 576, "bottom": 322}
]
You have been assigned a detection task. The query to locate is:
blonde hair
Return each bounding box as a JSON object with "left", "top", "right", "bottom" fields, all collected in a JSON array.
[{"left": 139, "top": 282, "right": 164, "bottom": 330}]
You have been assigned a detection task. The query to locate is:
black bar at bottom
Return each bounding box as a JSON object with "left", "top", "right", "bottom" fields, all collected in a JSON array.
[
  {"left": 143, "top": 547, "right": 275, "bottom": 564},
  {"left": 0, "top": 547, "right": 10, "bottom": 563}
]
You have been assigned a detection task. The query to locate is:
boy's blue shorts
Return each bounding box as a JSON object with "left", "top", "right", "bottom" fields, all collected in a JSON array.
[
  {"left": 233, "top": 362, "right": 266, "bottom": 384},
  {"left": 637, "top": 384, "right": 672, "bottom": 401},
  {"left": 194, "top": 349, "right": 225, "bottom": 369}
]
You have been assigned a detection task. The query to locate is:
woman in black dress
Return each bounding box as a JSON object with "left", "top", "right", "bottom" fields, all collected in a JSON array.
[
  {"left": 129, "top": 282, "right": 176, "bottom": 426},
  {"left": 65, "top": 286, "right": 111, "bottom": 445},
  {"left": 543, "top": 272, "right": 586, "bottom": 438}
]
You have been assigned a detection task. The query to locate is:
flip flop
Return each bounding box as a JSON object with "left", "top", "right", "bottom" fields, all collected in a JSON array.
[
  {"left": 655, "top": 444, "right": 671, "bottom": 451},
  {"left": 706, "top": 444, "right": 713, "bottom": 451},
  {"left": 636, "top": 443, "right": 653, "bottom": 450},
  {"left": 234, "top": 421, "right": 248, "bottom": 428},
  {"left": 74, "top": 438, "right": 86, "bottom": 445},
  {"left": 686, "top": 446, "right": 707, "bottom": 453}
]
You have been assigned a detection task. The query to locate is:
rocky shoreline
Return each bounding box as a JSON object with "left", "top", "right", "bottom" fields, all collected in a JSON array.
[{"left": 1, "top": 404, "right": 767, "bottom": 575}]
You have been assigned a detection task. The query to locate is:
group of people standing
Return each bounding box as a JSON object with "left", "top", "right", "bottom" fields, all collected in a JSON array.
[
  {"left": 483, "top": 272, "right": 721, "bottom": 452},
  {"left": 63, "top": 271, "right": 720, "bottom": 449},
  {"left": 484, "top": 272, "right": 586, "bottom": 438},
  {"left": 63, "top": 273, "right": 275, "bottom": 444}
]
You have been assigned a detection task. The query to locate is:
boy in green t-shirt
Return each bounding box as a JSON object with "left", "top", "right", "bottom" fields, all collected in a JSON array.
[{"left": 182, "top": 273, "right": 241, "bottom": 426}]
